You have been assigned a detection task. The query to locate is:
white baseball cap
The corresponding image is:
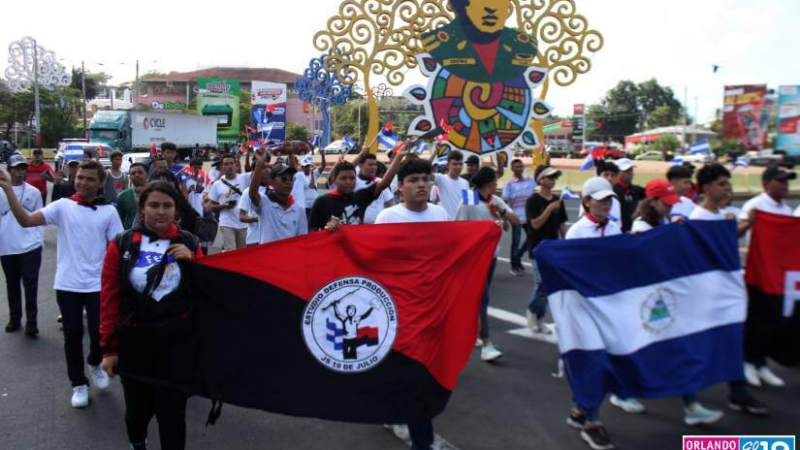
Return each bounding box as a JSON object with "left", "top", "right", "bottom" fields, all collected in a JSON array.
[
  {"left": 617, "top": 158, "right": 635, "bottom": 172},
  {"left": 582, "top": 177, "right": 617, "bottom": 200}
]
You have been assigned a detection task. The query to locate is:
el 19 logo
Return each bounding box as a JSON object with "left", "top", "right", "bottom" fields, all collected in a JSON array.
[{"left": 741, "top": 438, "right": 794, "bottom": 450}]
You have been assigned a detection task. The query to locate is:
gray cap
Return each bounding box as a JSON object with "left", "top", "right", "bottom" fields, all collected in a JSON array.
[
  {"left": 8, "top": 154, "right": 27, "bottom": 167},
  {"left": 269, "top": 163, "right": 297, "bottom": 179}
]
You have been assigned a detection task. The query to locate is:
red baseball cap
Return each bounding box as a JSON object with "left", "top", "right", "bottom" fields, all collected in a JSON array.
[{"left": 645, "top": 179, "right": 681, "bottom": 206}]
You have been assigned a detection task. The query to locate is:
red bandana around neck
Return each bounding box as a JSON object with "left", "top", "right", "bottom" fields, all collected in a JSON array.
[{"left": 69, "top": 193, "right": 98, "bottom": 208}]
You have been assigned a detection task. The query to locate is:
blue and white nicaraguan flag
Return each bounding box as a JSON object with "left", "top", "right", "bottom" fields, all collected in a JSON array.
[
  {"left": 461, "top": 189, "right": 481, "bottom": 206},
  {"left": 689, "top": 140, "right": 711, "bottom": 154},
  {"left": 534, "top": 221, "right": 746, "bottom": 410}
]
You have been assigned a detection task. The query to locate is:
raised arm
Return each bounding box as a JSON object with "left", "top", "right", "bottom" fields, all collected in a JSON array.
[
  {"left": 373, "top": 141, "right": 412, "bottom": 198},
  {"left": 249, "top": 150, "right": 269, "bottom": 208},
  {"left": 0, "top": 170, "right": 46, "bottom": 228}
]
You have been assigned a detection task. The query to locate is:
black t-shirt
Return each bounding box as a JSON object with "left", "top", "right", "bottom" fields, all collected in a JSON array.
[
  {"left": 613, "top": 183, "right": 646, "bottom": 232},
  {"left": 525, "top": 193, "right": 568, "bottom": 254},
  {"left": 308, "top": 185, "right": 378, "bottom": 230}
]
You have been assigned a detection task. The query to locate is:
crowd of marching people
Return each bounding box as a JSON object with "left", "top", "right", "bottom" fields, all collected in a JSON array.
[{"left": 0, "top": 140, "right": 798, "bottom": 450}]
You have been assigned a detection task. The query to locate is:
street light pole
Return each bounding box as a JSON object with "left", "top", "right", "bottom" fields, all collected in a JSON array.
[
  {"left": 33, "top": 39, "right": 41, "bottom": 147},
  {"left": 81, "top": 61, "right": 87, "bottom": 133},
  {"left": 134, "top": 59, "right": 139, "bottom": 109}
]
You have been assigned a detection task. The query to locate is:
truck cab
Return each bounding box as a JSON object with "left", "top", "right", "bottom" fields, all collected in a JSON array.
[{"left": 88, "top": 111, "right": 132, "bottom": 153}]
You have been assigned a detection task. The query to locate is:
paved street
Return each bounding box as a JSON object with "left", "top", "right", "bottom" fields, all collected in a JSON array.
[{"left": 1, "top": 217, "right": 798, "bottom": 450}]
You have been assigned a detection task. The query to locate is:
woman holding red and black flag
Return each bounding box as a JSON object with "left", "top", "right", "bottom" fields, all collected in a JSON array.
[{"left": 100, "top": 181, "right": 203, "bottom": 450}]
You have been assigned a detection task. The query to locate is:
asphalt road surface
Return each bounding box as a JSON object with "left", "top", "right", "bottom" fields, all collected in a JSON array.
[{"left": 0, "top": 186, "right": 798, "bottom": 450}]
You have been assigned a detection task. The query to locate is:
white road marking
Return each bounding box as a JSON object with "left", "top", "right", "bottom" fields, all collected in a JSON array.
[
  {"left": 487, "top": 307, "right": 528, "bottom": 327},
  {"left": 507, "top": 327, "right": 559, "bottom": 345},
  {"left": 487, "top": 307, "right": 559, "bottom": 345}
]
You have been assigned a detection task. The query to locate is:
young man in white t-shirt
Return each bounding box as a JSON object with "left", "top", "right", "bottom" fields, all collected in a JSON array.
[
  {"left": 294, "top": 152, "right": 327, "bottom": 219},
  {"left": 374, "top": 157, "right": 446, "bottom": 450},
  {"left": 0, "top": 155, "right": 45, "bottom": 336},
  {"left": 667, "top": 164, "right": 696, "bottom": 221},
  {"left": 455, "top": 167, "right": 520, "bottom": 363},
  {"left": 0, "top": 160, "right": 124, "bottom": 409},
  {"left": 428, "top": 150, "right": 470, "bottom": 220},
  {"left": 208, "top": 154, "right": 249, "bottom": 251},
  {"left": 689, "top": 163, "right": 770, "bottom": 417},
  {"left": 355, "top": 153, "right": 395, "bottom": 224}
]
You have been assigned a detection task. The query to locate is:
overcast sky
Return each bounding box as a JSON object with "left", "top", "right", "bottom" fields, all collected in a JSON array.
[{"left": 2, "top": 0, "right": 798, "bottom": 124}]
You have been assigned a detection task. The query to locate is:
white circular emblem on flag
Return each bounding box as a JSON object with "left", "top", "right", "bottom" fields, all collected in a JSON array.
[
  {"left": 640, "top": 287, "right": 678, "bottom": 334},
  {"left": 302, "top": 276, "right": 398, "bottom": 373}
]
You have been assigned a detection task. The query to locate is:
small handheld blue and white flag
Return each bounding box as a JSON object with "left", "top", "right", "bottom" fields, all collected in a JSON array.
[
  {"left": 310, "top": 135, "right": 321, "bottom": 148},
  {"left": 300, "top": 155, "right": 314, "bottom": 166},
  {"left": 343, "top": 135, "right": 357, "bottom": 151},
  {"left": 461, "top": 189, "right": 482, "bottom": 206},
  {"left": 579, "top": 155, "right": 595, "bottom": 172},
  {"left": 670, "top": 157, "right": 685, "bottom": 166},
  {"left": 689, "top": 140, "right": 711, "bottom": 155},
  {"left": 561, "top": 187, "right": 581, "bottom": 201},
  {"left": 377, "top": 129, "right": 399, "bottom": 149},
  {"left": 436, "top": 156, "right": 448, "bottom": 169},
  {"left": 414, "top": 142, "right": 428, "bottom": 155}
]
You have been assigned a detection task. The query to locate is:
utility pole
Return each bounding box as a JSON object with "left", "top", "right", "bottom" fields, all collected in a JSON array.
[
  {"left": 81, "top": 61, "right": 87, "bottom": 133},
  {"left": 33, "top": 39, "right": 41, "bottom": 147},
  {"left": 134, "top": 59, "right": 139, "bottom": 109},
  {"left": 682, "top": 86, "right": 688, "bottom": 148}
]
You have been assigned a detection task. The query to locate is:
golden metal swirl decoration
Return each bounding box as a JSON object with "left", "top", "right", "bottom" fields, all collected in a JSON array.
[{"left": 314, "top": 0, "right": 602, "bottom": 151}]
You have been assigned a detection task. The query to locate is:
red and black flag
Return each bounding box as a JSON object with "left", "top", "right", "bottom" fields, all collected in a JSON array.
[
  {"left": 744, "top": 212, "right": 800, "bottom": 366},
  {"left": 187, "top": 221, "right": 500, "bottom": 423}
]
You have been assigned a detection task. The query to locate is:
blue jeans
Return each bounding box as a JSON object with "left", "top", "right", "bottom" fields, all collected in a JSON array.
[
  {"left": 409, "top": 420, "right": 434, "bottom": 450},
  {"left": 527, "top": 259, "right": 548, "bottom": 320},
  {"left": 510, "top": 224, "right": 527, "bottom": 270},
  {"left": 479, "top": 258, "right": 498, "bottom": 340}
]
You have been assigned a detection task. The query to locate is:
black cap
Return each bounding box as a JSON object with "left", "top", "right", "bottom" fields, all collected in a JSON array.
[
  {"left": 466, "top": 155, "right": 480, "bottom": 165},
  {"left": 211, "top": 156, "right": 223, "bottom": 167},
  {"left": 269, "top": 163, "right": 297, "bottom": 179},
  {"left": 762, "top": 165, "right": 797, "bottom": 183}
]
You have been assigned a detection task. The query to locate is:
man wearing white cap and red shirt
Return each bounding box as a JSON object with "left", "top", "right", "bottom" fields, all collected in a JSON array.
[{"left": 613, "top": 158, "right": 645, "bottom": 232}]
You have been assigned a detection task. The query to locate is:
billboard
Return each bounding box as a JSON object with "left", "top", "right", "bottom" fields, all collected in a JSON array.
[
  {"left": 777, "top": 85, "right": 800, "bottom": 154},
  {"left": 251, "top": 81, "right": 287, "bottom": 145},
  {"left": 723, "top": 85, "right": 768, "bottom": 151},
  {"left": 196, "top": 78, "right": 241, "bottom": 146},
  {"left": 572, "top": 104, "right": 586, "bottom": 150}
]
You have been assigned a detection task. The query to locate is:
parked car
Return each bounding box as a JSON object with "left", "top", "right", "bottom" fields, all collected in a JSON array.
[
  {"left": 55, "top": 143, "right": 114, "bottom": 169},
  {"left": 580, "top": 145, "right": 626, "bottom": 160},
  {"left": 740, "top": 150, "right": 784, "bottom": 167},
  {"left": 324, "top": 140, "right": 349, "bottom": 155},
  {"left": 120, "top": 152, "right": 152, "bottom": 174},
  {"left": 635, "top": 150, "right": 665, "bottom": 161},
  {"left": 674, "top": 153, "right": 715, "bottom": 164}
]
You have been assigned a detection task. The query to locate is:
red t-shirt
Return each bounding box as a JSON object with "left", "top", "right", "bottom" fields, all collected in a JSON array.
[{"left": 26, "top": 162, "right": 55, "bottom": 194}]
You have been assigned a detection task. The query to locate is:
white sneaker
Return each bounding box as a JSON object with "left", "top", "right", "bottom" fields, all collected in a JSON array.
[
  {"left": 382, "top": 424, "right": 410, "bottom": 441},
  {"left": 684, "top": 402, "right": 724, "bottom": 426},
  {"left": 89, "top": 364, "right": 109, "bottom": 391},
  {"left": 475, "top": 338, "right": 483, "bottom": 347},
  {"left": 744, "top": 363, "right": 762, "bottom": 387},
  {"left": 609, "top": 395, "right": 646, "bottom": 414},
  {"left": 71, "top": 385, "right": 89, "bottom": 408},
  {"left": 480, "top": 343, "right": 503, "bottom": 362},
  {"left": 758, "top": 366, "right": 785, "bottom": 387}
]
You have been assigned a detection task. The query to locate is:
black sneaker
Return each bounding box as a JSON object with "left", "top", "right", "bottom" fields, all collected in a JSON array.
[
  {"left": 728, "top": 396, "right": 769, "bottom": 416},
  {"left": 567, "top": 408, "right": 587, "bottom": 430},
  {"left": 581, "top": 424, "right": 615, "bottom": 450},
  {"left": 24, "top": 323, "right": 39, "bottom": 338},
  {"left": 5, "top": 321, "right": 21, "bottom": 333}
]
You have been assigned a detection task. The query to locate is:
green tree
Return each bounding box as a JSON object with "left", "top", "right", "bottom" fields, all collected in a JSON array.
[
  {"left": 652, "top": 134, "right": 682, "bottom": 153},
  {"left": 332, "top": 99, "right": 369, "bottom": 143},
  {"left": 0, "top": 91, "right": 36, "bottom": 140},
  {"left": 40, "top": 88, "right": 83, "bottom": 146},
  {"left": 587, "top": 79, "right": 689, "bottom": 143},
  {"left": 286, "top": 123, "right": 310, "bottom": 142}
]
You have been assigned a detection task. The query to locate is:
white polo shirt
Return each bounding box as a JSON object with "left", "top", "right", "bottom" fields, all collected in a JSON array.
[
  {"left": 239, "top": 186, "right": 267, "bottom": 246},
  {"left": 434, "top": 173, "right": 470, "bottom": 220},
  {"left": 739, "top": 193, "right": 794, "bottom": 219},
  {"left": 41, "top": 198, "right": 124, "bottom": 293},
  {"left": 239, "top": 190, "right": 308, "bottom": 245},
  {"left": 0, "top": 183, "right": 45, "bottom": 256},
  {"left": 566, "top": 215, "right": 622, "bottom": 240},
  {"left": 294, "top": 169, "right": 322, "bottom": 210}
]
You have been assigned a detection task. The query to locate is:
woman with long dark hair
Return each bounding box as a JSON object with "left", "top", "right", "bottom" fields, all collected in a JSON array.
[{"left": 100, "top": 181, "right": 203, "bottom": 450}]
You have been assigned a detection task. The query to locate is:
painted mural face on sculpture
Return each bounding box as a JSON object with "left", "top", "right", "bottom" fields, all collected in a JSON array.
[
  {"left": 405, "top": 0, "right": 552, "bottom": 158},
  {"left": 455, "top": 0, "right": 513, "bottom": 36}
]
